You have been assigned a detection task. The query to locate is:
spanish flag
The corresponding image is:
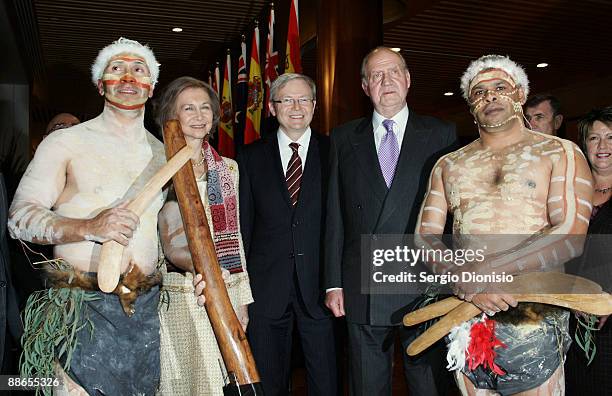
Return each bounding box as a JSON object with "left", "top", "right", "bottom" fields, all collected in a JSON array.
[
  {"left": 218, "top": 50, "right": 235, "bottom": 158},
  {"left": 244, "top": 23, "right": 263, "bottom": 144},
  {"left": 285, "top": 0, "right": 301, "bottom": 73}
]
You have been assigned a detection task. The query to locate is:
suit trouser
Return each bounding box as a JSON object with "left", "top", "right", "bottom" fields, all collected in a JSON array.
[
  {"left": 248, "top": 287, "right": 338, "bottom": 396},
  {"left": 347, "top": 322, "right": 450, "bottom": 396}
]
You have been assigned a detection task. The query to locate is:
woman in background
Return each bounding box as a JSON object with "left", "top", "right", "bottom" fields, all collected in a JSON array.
[
  {"left": 566, "top": 106, "right": 612, "bottom": 393},
  {"left": 155, "top": 76, "right": 252, "bottom": 395}
]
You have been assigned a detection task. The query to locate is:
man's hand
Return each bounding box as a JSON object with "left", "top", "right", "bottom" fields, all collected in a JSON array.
[
  {"left": 236, "top": 305, "right": 249, "bottom": 331},
  {"left": 452, "top": 266, "right": 517, "bottom": 315},
  {"left": 84, "top": 201, "right": 139, "bottom": 245},
  {"left": 192, "top": 269, "right": 231, "bottom": 307},
  {"left": 598, "top": 314, "right": 609, "bottom": 330},
  {"left": 574, "top": 311, "right": 609, "bottom": 330},
  {"left": 468, "top": 293, "right": 518, "bottom": 316},
  {"left": 325, "top": 289, "right": 345, "bottom": 317}
]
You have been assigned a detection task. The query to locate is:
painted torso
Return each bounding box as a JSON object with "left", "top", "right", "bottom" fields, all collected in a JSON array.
[
  {"left": 432, "top": 130, "right": 582, "bottom": 256},
  {"left": 443, "top": 133, "right": 561, "bottom": 235},
  {"left": 11, "top": 109, "right": 166, "bottom": 274}
]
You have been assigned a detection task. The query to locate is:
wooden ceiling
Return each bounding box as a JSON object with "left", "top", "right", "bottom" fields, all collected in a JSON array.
[
  {"left": 384, "top": 0, "right": 612, "bottom": 117},
  {"left": 6, "top": 0, "right": 612, "bottom": 130},
  {"left": 9, "top": 0, "right": 270, "bottom": 121}
]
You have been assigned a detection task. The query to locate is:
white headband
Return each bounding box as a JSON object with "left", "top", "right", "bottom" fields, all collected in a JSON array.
[
  {"left": 460, "top": 55, "right": 529, "bottom": 100},
  {"left": 91, "top": 37, "right": 160, "bottom": 88}
]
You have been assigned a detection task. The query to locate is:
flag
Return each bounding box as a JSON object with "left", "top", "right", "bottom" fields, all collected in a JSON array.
[
  {"left": 285, "top": 0, "right": 302, "bottom": 73},
  {"left": 212, "top": 62, "right": 220, "bottom": 95},
  {"left": 234, "top": 35, "right": 248, "bottom": 146},
  {"left": 218, "top": 50, "right": 235, "bottom": 158},
  {"left": 244, "top": 23, "right": 263, "bottom": 144},
  {"left": 264, "top": 4, "right": 279, "bottom": 116},
  {"left": 208, "top": 70, "right": 213, "bottom": 88}
]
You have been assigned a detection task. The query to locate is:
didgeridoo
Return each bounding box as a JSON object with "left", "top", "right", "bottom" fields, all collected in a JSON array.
[{"left": 163, "top": 120, "right": 262, "bottom": 393}]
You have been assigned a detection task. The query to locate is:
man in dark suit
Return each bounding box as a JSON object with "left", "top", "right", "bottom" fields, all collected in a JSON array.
[
  {"left": 238, "top": 73, "right": 337, "bottom": 396},
  {"left": 324, "top": 47, "right": 457, "bottom": 395},
  {"left": 0, "top": 173, "right": 22, "bottom": 374}
]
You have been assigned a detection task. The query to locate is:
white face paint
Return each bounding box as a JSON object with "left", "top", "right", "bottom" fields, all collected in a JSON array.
[
  {"left": 98, "top": 54, "right": 153, "bottom": 110},
  {"left": 468, "top": 69, "right": 524, "bottom": 130}
]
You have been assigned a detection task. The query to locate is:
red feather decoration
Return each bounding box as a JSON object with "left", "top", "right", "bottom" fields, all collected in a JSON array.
[{"left": 467, "top": 317, "right": 507, "bottom": 375}]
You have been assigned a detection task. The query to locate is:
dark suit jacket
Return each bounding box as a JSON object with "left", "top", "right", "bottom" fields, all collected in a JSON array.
[
  {"left": 325, "top": 112, "right": 457, "bottom": 326},
  {"left": 0, "top": 173, "right": 22, "bottom": 371},
  {"left": 566, "top": 200, "right": 612, "bottom": 293},
  {"left": 238, "top": 131, "right": 330, "bottom": 320}
]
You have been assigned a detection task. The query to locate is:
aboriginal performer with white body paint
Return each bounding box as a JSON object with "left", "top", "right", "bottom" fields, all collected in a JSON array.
[
  {"left": 415, "top": 55, "right": 593, "bottom": 395},
  {"left": 8, "top": 38, "right": 165, "bottom": 395}
]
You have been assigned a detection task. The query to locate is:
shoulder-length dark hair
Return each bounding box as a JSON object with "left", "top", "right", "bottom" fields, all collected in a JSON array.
[{"left": 154, "top": 76, "right": 220, "bottom": 139}]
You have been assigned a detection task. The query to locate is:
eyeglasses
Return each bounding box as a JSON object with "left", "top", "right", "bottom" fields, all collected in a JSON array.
[{"left": 271, "top": 97, "right": 314, "bottom": 107}]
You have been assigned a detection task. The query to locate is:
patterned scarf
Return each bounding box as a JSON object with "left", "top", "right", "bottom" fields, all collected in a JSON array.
[{"left": 203, "top": 141, "right": 243, "bottom": 273}]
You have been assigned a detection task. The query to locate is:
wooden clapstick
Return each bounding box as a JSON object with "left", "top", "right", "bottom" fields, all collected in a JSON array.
[
  {"left": 405, "top": 273, "right": 610, "bottom": 355},
  {"left": 403, "top": 272, "right": 604, "bottom": 327},
  {"left": 163, "top": 120, "right": 261, "bottom": 386},
  {"left": 407, "top": 292, "right": 612, "bottom": 356},
  {"left": 97, "top": 145, "right": 192, "bottom": 293},
  {"left": 404, "top": 293, "right": 611, "bottom": 328},
  {"left": 403, "top": 297, "right": 463, "bottom": 327},
  {"left": 407, "top": 301, "right": 481, "bottom": 356}
]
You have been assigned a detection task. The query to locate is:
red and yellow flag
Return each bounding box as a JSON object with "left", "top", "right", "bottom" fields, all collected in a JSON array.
[
  {"left": 218, "top": 50, "right": 235, "bottom": 158},
  {"left": 285, "top": 0, "right": 302, "bottom": 73},
  {"left": 244, "top": 24, "right": 263, "bottom": 144}
]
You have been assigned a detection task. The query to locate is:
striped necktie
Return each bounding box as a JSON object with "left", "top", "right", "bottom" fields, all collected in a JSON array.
[{"left": 286, "top": 142, "right": 302, "bottom": 206}]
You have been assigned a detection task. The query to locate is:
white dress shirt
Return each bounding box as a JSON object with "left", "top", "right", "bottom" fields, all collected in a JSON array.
[
  {"left": 277, "top": 127, "right": 311, "bottom": 173},
  {"left": 326, "top": 106, "right": 410, "bottom": 294},
  {"left": 372, "top": 105, "right": 409, "bottom": 153}
]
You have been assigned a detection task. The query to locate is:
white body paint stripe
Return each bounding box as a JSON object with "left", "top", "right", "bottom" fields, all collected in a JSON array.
[
  {"left": 424, "top": 206, "right": 446, "bottom": 214},
  {"left": 422, "top": 222, "right": 444, "bottom": 230}
]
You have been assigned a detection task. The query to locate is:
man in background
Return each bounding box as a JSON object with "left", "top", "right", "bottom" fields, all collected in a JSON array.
[
  {"left": 525, "top": 93, "right": 563, "bottom": 136},
  {"left": 44, "top": 112, "right": 80, "bottom": 139}
]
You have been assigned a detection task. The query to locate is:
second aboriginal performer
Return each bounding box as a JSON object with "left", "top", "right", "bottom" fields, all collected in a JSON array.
[
  {"left": 415, "top": 55, "right": 593, "bottom": 395},
  {"left": 155, "top": 76, "right": 253, "bottom": 396},
  {"left": 8, "top": 38, "right": 165, "bottom": 395}
]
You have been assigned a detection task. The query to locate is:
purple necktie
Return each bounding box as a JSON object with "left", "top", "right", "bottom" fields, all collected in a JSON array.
[{"left": 378, "top": 119, "right": 400, "bottom": 188}]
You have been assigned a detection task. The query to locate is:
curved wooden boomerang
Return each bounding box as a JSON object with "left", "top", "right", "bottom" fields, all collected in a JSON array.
[
  {"left": 404, "top": 272, "right": 612, "bottom": 356},
  {"left": 97, "top": 145, "right": 192, "bottom": 293}
]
